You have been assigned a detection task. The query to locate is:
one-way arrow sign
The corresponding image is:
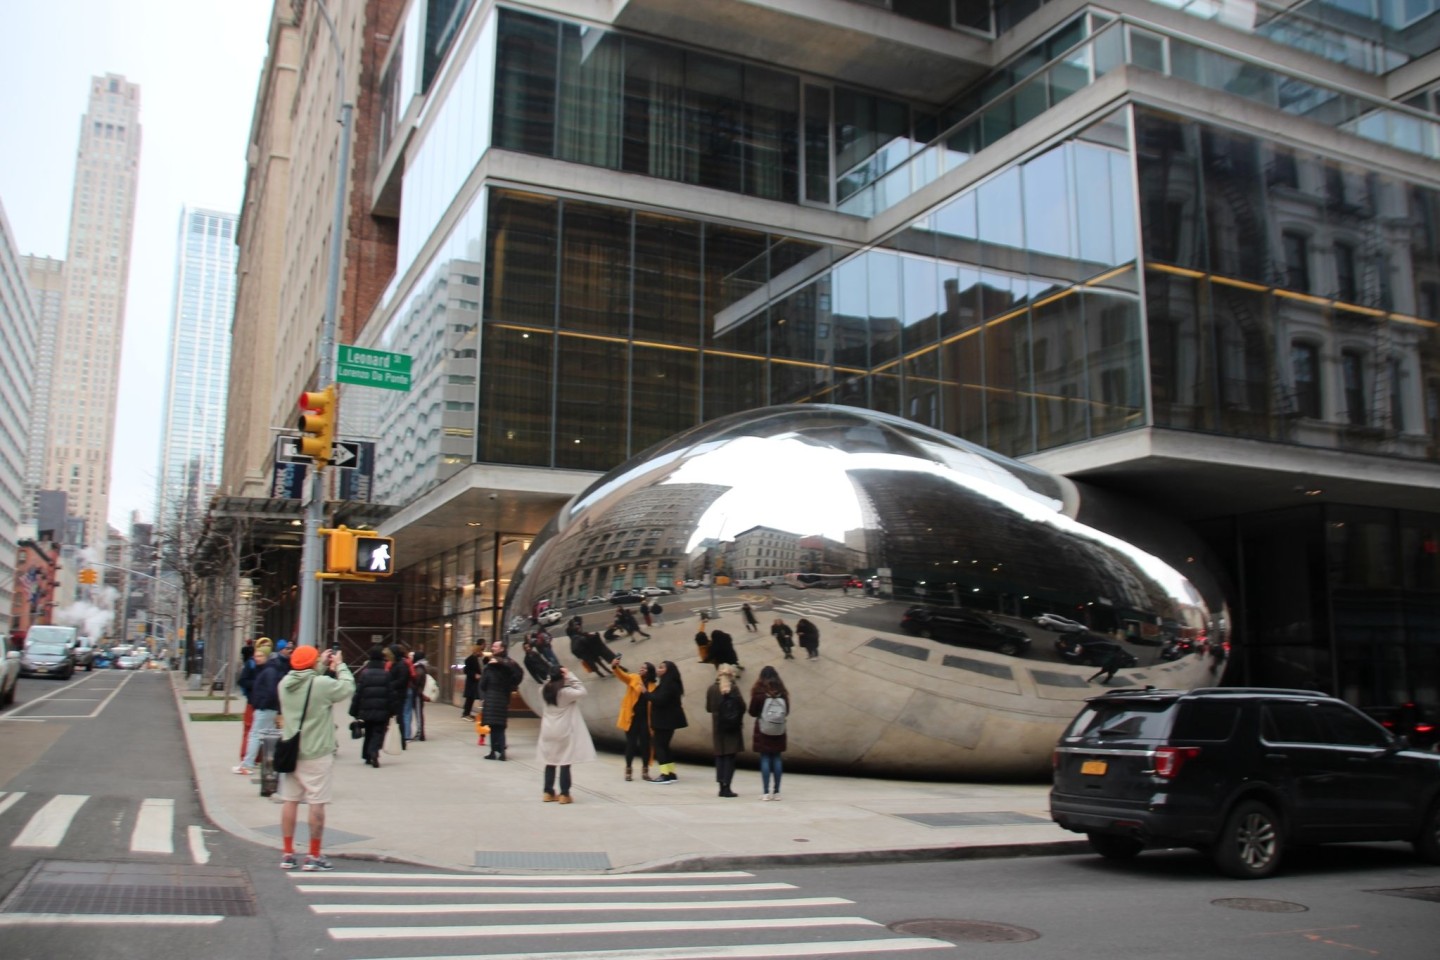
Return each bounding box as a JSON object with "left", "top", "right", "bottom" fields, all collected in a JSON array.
[{"left": 277, "top": 436, "right": 362, "bottom": 467}]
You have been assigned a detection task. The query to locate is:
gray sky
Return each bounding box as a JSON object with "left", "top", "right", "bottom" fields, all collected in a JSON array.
[{"left": 0, "top": 0, "right": 272, "bottom": 530}]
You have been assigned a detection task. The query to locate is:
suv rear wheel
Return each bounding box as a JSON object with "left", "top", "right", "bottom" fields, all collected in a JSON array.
[
  {"left": 1214, "top": 800, "right": 1282, "bottom": 879},
  {"left": 1087, "top": 832, "right": 1143, "bottom": 860},
  {"left": 1416, "top": 802, "right": 1440, "bottom": 864}
]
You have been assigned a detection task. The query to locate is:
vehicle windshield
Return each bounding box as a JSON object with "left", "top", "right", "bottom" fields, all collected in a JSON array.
[{"left": 29, "top": 642, "right": 68, "bottom": 656}]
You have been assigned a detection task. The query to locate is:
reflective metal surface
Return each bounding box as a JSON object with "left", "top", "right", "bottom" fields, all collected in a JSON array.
[{"left": 504, "top": 405, "right": 1228, "bottom": 779}]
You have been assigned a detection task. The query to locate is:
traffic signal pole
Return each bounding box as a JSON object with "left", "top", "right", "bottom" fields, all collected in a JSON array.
[{"left": 298, "top": 0, "right": 352, "bottom": 652}]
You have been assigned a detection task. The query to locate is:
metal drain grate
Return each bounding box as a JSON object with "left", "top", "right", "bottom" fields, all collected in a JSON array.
[
  {"left": 940, "top": 654, "right": 1014, "bottom": 680},
  {"left": 0, "top": 862, "right": 256, "bottom": 916},
  {"left": 897, "top": 812, "right": 1050, "bottom": 828},
  {"left": 1031, "top": 669, "right": 1089, "bottom": 687},
  {"left": 865, "top": 637, "right": 930, "bottom": 661},
  {"left": 891, "top": 919, "right": 1039, "bottom": 943},
  {"left": 474, "top": 851, "right": 611, "bottom": 870},
  {"left": 1212, "top": 898, "right": 1308, "bottom": 913},
  {"left": 1366, "top": 886, "right": 1440, "bottom": 903}
]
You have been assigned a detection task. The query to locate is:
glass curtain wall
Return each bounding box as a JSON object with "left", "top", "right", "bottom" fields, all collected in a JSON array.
[{"left": 1138, "top": 107, "right": 1440, "bottom": 459}]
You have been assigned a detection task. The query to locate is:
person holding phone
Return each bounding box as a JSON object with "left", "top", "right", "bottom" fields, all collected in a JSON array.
[
  {"left": 536, "top": 666, "right": 595, "bottom": 803},
  {"left": 276, "top": 645, "right": 354, "bottom": 871}
]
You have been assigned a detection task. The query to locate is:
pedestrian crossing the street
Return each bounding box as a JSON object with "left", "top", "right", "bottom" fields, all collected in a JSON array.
[
  {"left": 290, "top": 868, "right": 955, "bottom": 959},
  {"left": 0, "top": 791, "right": 209, "bottom": 863}
]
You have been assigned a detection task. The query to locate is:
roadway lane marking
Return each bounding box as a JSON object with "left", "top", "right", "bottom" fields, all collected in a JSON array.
[
  {"left": 312, "top": 896, "right": 853, "bottom": 915},
  {"left": 294, "top": 870, "right": 758, "bottom": 881},
  {"left": 360, "top": 942, "right": 951, "bottom": 960},
  {"left": 0, "top": 914, "right": 224, "bottom": 926},
  {"left": 130, "top": 798, "right": 174, "bottom": 854},
  {"left": 0, "top": 792, "right": 25, "bottom": 817},
  {"left": 0, "top": 672, "right": 138, "bottom": 721},
  {"left": 188, "top": 825, "right": 210, "bottom": 864},
  {"left": 12, "top": 794, "right": 87, "bottom": 847},
  {"left": 329, "top": 916, "right": 884, "bottom": 940},
  {"left": 297, "top": 882, "right": 795, "bottom": 895}
]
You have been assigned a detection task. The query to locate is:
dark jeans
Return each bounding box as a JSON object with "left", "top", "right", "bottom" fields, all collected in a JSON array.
[
  {"left": 489, "top": 723, "right": 508, "bottom": 755},
  {"left": 624, "top": 723, "right": 651, "bottom": 767},
  {"left": 715, "top": 753, "right": 737, "bottom": 784},
  {"left": 462, "top": 695, "right": 477, "bottom": 716},
  {"left": 544, "top": 764, "right": 572, "bottom": 796},
  {"left": 362, "top": 718, "right": 388, "bottom": 761},
  {"left": 653, "top": 727, "right": 677, "bottom": 766}
]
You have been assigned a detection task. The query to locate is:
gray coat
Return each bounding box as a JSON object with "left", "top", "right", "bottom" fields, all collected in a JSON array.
[
  {"left": 536, "top": 678, "right": 597, "bottom": 766},
  {"left": 706, "top": 681, "right": 746, "bottom": 756}
]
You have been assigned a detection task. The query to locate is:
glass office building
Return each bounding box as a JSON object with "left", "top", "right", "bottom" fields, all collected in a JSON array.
[{"left": 332, "top": 1, "right": 1440, "bottom": 709}]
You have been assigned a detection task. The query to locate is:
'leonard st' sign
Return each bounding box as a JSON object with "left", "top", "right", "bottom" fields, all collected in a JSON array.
[{"left": 337, "top": 344, "right": 412, "bottom": 391}]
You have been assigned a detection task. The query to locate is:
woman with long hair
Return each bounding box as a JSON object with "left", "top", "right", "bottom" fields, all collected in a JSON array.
[
  {"left": 611, "top": 658, "right": 656, "bottom": 781},
  {"left": 749, "top": 664, "right": 790, "bottom": 800},
  {"left": 647, "top": 660, "right": 688, "bottom": 783},
  {"left": 536, "top": 666, "right": 595, "bottom": 803},
  {"left": 706, "top": 663, "right": 746, "bottom": 797}
]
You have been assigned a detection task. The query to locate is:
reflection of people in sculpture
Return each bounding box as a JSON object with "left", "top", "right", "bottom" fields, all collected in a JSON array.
[{"left": 367, "top": 543, "right": 390, "bottom": 571}]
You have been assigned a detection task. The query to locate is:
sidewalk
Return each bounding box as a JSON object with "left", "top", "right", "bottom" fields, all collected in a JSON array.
[{"left": 176, "top": 676, "right": 1083, "bottom": 873}]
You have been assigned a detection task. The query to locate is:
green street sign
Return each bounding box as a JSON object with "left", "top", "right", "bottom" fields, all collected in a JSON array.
[{"left": 337, "top": 344, "right": 412, "bottom": 391}]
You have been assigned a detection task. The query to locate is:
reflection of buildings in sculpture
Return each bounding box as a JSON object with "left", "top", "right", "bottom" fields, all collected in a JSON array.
[
  {"left": 547, "top": 482, "right": 726, "bottom": 600},
  {"left": 796, "top": 534, "right": 860, "bottom": 576},
  {"left": 731, "top": 525, "right": 800, "bottom": 581}
]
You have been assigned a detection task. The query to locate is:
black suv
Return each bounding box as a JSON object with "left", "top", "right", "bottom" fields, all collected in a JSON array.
[
  {"left": 1051, "top": 687, "right": 1440, "bottom": 878},
  {"left": 899, "top": 606, "right": 1031, "bottom": 657}
]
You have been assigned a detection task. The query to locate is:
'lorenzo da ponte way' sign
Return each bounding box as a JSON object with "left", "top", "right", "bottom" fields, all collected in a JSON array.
[{"left": 337, "top": 344, "right": 412, "bottom": 391}]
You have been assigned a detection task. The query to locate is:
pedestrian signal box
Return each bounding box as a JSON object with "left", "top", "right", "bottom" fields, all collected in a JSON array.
[{"left": 319, "top": 526, "right": 394, "bottom": 579}]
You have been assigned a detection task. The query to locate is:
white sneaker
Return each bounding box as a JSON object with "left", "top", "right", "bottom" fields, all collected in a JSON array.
[
  {"left": 761, "top": 793, "right": 771, "bottom": 801},
  {"left": 771, "top": 792, "right": 781, "bottom": 801},
  {"left": 232, "top": 765, "right": 253, "bottom": 775}
]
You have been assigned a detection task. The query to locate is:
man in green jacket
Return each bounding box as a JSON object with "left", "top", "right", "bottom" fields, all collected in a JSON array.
[{"left": 276, "top": 644, "right": 355, "bottom": 871}]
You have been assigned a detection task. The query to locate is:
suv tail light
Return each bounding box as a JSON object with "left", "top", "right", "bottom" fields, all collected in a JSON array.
[{"left": 1153, "top": 745, "right": 1200, "bottom": 778}]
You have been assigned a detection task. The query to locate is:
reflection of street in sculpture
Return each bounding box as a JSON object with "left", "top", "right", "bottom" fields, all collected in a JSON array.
[{"left": 506, "top": 405, "right": 1230, "bottom": 780}]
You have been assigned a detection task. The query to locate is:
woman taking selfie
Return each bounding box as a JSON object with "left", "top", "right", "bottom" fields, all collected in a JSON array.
[{"left": 536, "top": 666, "right": 595, "bottom": 803}]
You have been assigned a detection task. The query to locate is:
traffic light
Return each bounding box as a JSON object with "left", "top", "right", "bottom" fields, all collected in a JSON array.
[
  {"left": 79, "top": 568, "right": 98, "bottom": 584},
  {"left": 297, "top": 384, "right": 338, "bottom": 466},
  {"left": 354, "top": 534, "right": 395, "bottom": 576},
  {"left": 320, "top": 526, "right": 394, "bottom": 577}
]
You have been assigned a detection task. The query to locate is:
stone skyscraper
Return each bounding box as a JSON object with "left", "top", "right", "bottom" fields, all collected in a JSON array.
[{"left": 42, "top": 74, "right": 142, "bottom": 548}]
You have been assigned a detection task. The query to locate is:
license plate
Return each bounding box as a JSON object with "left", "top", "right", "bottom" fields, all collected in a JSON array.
[{"left": 1081, "top": 759, "right": 1108, "bottom": 776}]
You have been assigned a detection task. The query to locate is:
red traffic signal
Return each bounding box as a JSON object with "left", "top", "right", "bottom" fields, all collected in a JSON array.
[{"left": 297, "top": 385, "right": 338, "bottom": 465}]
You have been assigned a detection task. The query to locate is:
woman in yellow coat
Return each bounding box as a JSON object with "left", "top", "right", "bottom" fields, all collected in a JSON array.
[{"left": 610, "top": 658, "right": 656, "bottom": 781}]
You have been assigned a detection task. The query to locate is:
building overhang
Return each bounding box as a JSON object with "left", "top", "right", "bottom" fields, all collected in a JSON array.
[
  {"left": 1024, "top": 428, "right": 1440, "bottom": 521},
  {"left": 375, "top": 463, "right": 597, "bottom": 563}
]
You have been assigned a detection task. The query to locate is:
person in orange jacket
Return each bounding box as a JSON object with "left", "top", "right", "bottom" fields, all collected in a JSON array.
[{"left": 611, "top": 657, "right": 656, "bottom": 781}]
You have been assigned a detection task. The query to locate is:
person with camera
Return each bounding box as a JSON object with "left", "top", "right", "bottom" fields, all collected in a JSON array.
[
  {"left": 537, "top": 665, "right": 595, "bottom": 803},
  {"left": 611, "top": 657, "right": 656, "bottom": 781},
  {"left": 480, "top": 640, "right": 523, "bottom": 760},
  {"left": 277, "top": 645, "right": 354, "bottom": 871}
]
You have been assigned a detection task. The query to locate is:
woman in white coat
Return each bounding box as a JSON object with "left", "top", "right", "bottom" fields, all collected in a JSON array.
[{"left": 537, "top": 665, "right": 596, "bottom": 804}]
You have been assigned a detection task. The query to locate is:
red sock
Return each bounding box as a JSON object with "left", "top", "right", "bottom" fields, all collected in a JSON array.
[
  {"left": 283, "top": 837, "right": 294, "bottom": 854},
  {"left": 309, "top": 837, "right": 322, "bottom": 857}
]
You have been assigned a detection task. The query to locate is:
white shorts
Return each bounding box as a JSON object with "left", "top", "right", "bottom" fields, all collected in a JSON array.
[{"left": 277, "top": 753, "right": 334, "bottom": 804}]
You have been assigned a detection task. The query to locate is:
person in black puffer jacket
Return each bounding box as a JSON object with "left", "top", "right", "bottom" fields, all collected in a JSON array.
[
  {"left": 349, "top": 647, "right": 394, "bottom": 767},
  {"left": 479, "top": 641, "right": 524, "bottom": 760}
]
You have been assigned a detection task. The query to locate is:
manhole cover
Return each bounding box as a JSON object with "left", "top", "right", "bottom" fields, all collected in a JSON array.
[
  {"left": 1367, "top": 886, "right": 1440, "bottom": 903},
  {"left": 1212, "top": 897, "right": 1308, "bottom": 913},
  {"left": 0, "top": 861, "right": 257, "bottom": 917},
  {"left": 890, "top": 919, "right": 1040, "bottom": 943}
]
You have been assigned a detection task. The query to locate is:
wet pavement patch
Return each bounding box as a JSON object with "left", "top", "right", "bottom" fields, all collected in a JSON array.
[
  {"left": 0, "top": 861, "right": 256, "bottom": 916},
  {"left": 1212, "top": 898, "right": 1308, "bottom": 913},
  {"left": 1365, "top": 886, "right": 1440, "bottom": 903},
  {"left": 890, "top": 918, "right": 1040, "bottom": 943}
]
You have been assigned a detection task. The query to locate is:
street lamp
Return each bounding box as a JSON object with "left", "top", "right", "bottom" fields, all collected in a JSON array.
[{"left": 296, "top": 0, "right": 353, "bottom": 651}]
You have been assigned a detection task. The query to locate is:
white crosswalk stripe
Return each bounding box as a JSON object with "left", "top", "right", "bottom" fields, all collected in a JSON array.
[
  {"left": 774, "top": 595, "right": 884, "bottom": 618},
  {"left": 1, "top": 792, "right": 203, "bottom": 862},
  {"left": 290, "top": 869, "right": 953, "bottom": 959}
]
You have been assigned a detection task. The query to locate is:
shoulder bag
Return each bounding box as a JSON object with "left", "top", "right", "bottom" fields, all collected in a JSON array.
[{"left": 272, "top": 679, "right": 313, "bottom": 774}]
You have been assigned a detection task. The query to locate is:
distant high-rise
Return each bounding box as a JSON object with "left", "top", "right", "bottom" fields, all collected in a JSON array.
[
  {"left": 154, "top": 207, "right": 236, "bottom": 537},
  {"left": 42, "top": 74, "right": 141, "bottom": 548},
  {"left": 21, "top": 254, "right": 64, "bottom": 519},
  {"left": 0, "top": 199, "right": 39, "bottom": 638}
]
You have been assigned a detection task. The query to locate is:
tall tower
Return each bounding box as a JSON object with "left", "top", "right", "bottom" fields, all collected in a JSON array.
[
  {"left": 43, "top": 74, "right": 142, "bottom": 549},
  {"left": 0, "top": 200, "right": 39, "bottom": 639},
  {"left": 20, "top": 254, "right": 64, "bottom": 522},
  {"left": 154, "top": 206, "right": 236, "bottom": 539}
]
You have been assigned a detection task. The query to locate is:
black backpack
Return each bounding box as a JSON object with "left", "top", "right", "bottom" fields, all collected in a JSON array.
[{"left": 718, "top": 690, "right": 744, "bottom": 729}]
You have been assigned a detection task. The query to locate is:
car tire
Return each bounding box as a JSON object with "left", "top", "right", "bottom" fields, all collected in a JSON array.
[
  {"left": 997, "top": 640, "right": 1021, "bottom": 657},
  {"left": 1213, "top": 800, "right": 1282, "bottom": 879},
  {"left": 1415, "top": 802, "right": 1440, "bottom": 864},
  {"left": 1088, "top": 832, "right": 1143, "bottom": 860}
]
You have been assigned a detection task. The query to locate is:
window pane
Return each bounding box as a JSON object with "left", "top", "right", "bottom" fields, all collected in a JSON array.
[
  {"left": 486, "top": 190, "right": 556, "bottom": 325},
  {"left": 557, "top": 25, "right": 624, "bottom": 168},
  {"left": 631, "top": 342, "right": 698, "bottom": 452},
  {"left": 560, "top": 201, "right": 630, "bottom": 335},
  {"left": 556, "top": 335, "right": 626, "bottom": 468},
  {"left": 478, "top": 324, "right": 552, "bottom": 465},
  {"left": 633, "top": 212, "right": 700, "bottom": 346},
  {"left": 493, "top": 9, "right": 557, "bottom": 155}
]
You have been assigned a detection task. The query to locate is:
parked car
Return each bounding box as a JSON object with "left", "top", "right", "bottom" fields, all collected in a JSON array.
[
  {"left": 1, "top": 650, "right": 19, "bottom": 706},
  {"left": 1056, "top": 634, "right": 1138, "bottom": 669},
  {"left": 1034, "top": 613, "right": 1086, "bottom": 634},
  {"left": 1363, "top": 702, "right": 1438, "bottom": 751},
  {"left": 898, "top": 605, "right": 1031, "bottom": 657},
  {"left": 1051, "top": 686, "right": 1440, "bottom": 878},
  {"left": 608, "top": 590, "right": 646, "bottom": 605},
  {"left": 20, "top": 641, "right": 77, "bottom": 680},
  {"left": 587, "top": 595, "right": 608, "bottom": 604},
  {"left": 642, "top": 586, "right": 673, "bottom": 596}
]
